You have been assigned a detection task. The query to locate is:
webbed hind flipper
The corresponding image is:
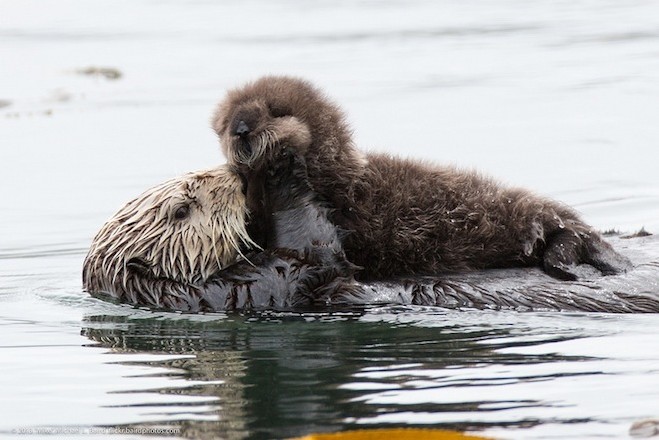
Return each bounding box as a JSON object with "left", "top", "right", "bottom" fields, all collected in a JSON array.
[{"left": 543, "top": 229, "right": 633, "bottom": 281}]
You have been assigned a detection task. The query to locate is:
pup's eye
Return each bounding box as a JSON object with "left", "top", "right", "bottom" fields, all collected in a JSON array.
[
  {"left": 173, "top": 204, "right": 190, "bottom": 220},
  {"left": 268, "top": 104, "right": 290, "bottom": 118}
]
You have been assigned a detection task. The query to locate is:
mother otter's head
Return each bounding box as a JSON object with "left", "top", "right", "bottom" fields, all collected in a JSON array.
[{"left": 83, "top": 165, "right": 257, "bottom": 302}]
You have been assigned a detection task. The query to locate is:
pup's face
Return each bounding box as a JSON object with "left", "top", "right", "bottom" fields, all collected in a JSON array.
[
  {"left": 83, "top": 166, "right": 257, "bottom": 297},
  {"left": 212, "top": 79, "right": 312, "bottom": 168}
]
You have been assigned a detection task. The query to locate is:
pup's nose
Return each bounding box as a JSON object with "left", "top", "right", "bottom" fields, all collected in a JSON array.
[{"left": 234, "top": 120, "right": 250, "bottom": 137}]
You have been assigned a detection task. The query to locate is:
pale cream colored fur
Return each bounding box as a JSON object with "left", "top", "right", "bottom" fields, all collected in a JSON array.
[{"left": 84, "top": 165, "right": 256, "bottom": 288}]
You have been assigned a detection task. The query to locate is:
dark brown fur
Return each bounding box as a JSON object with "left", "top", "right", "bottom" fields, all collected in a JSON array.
[
  {"left": 213, "top": 76, "right": 631, "bottom": 281},
  {"left": 83, "top": 148, "right": 659, "bottom": 313}
]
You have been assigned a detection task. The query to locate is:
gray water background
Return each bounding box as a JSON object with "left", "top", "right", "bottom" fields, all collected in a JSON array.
[{"left": 1, "top": 1, "right": 659, "bottom": 438}]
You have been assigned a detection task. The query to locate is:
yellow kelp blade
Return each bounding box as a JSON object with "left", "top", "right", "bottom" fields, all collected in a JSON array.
[{"left": 292, "top": 428, "right": 494, "bottom": 440}]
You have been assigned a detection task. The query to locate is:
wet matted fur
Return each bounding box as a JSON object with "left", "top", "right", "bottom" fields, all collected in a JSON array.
[
  {"left": 83, "top": 166, "right": 258, "bottom": 306},
  {"left": 83, "top": 151, "right": 659, "bottom": 313},
  {"left": 212, "top": 75, "right": 632, "bottom": 281},
  {"left": 83, "top": 153, "right": 360, "bottom": 310}
]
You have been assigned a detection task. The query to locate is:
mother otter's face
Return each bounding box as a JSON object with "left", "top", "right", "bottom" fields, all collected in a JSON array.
[
  {"left": 83, "top": 166, "right": 256, "bottom": 297},
  {"left": 212, "top": 76, "right": 313, "bottom": 167}
]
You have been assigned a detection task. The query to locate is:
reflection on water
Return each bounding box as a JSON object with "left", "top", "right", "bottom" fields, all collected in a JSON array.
[{"left": 78, "top": 309, "right": 659, "bottom": 439}]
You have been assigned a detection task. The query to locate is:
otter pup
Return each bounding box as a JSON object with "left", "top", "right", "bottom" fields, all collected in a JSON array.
[{"left": 212, "top": 76, "right": 632, "bottom": 281}]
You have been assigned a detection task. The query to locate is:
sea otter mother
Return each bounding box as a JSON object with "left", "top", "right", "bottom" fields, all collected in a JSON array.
[
  {"left": 83, "top": 148, "right": 659, "bottom": 313},
  {"left": 213, "top": 76, "right": 632, "bottom": 282}
]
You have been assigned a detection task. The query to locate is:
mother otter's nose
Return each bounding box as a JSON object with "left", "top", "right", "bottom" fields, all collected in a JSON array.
[{"left": 234, "top": 120, "right": 250, "bottom": 137}]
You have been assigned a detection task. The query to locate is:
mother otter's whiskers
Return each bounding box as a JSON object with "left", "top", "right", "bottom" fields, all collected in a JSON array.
[
  {"left": 235, "top": 226, "right": 256, "bottom": 267},
  {"left": 218, "top": 211, "right": 244, "bottom": 266}
]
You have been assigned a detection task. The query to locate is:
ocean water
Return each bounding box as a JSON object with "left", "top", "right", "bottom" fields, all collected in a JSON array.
[{"left": 1, "top": 1, "right": 659, "bottom": 438}]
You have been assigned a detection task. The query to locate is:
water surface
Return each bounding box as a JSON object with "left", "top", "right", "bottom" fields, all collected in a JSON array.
[{"left": 2, "top": 1, "right": 659, "bottom": 438}]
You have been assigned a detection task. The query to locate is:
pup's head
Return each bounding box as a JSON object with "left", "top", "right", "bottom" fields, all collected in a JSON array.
[
  {"left": 212, "top": 75, "right": 352, "bottom": 167},
  {"left": 83, "top": 165, "right": 257, "bottom": 300}
]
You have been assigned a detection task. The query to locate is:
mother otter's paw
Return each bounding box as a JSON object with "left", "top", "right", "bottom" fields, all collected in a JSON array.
[{"left": 543, "top": 230, "right": 633, "bottom": 281}]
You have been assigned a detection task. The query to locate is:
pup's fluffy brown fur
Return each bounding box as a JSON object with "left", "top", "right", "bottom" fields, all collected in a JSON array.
[{"left": 212, "top": 76, "right": 631, "bottom": 281}]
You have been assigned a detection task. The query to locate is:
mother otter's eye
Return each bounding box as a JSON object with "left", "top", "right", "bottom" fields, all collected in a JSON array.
[{"left": 173, "top": 204, "right": 190, "bottom": 220}]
